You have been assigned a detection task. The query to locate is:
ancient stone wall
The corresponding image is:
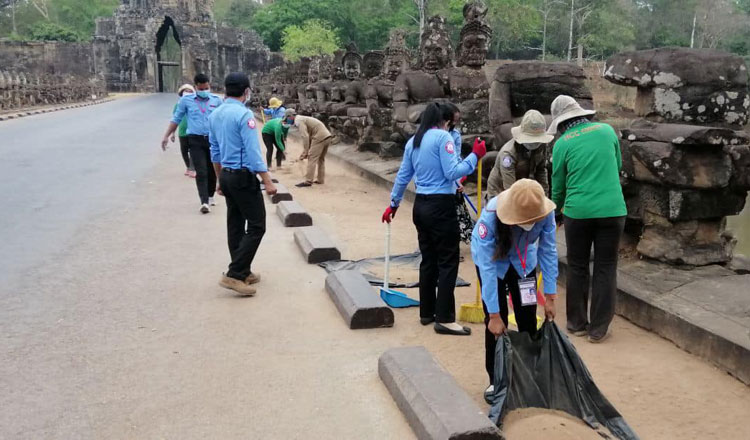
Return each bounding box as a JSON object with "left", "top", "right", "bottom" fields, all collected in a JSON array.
[{"left": 0, "top": 41, "right": 107, "bottom": 110}]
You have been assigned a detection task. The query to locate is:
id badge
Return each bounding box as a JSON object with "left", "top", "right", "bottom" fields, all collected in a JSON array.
[{"left": 518, "top": 277, "right": 537, "bottom": 306}]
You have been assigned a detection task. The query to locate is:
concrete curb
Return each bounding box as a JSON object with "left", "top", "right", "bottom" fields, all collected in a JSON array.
[
  {"left": 269, "top": 183, "right": 293, "bottom": 204},
  {"left": 325, "top": 270, "right": 394, "bottom": 329},
  {"left": 379, "top": 346, "right": 504, "bottom": 440},
  {"left": 0, "top": 98, "right": 115, "bottom": 123},
  {"left": 276, "top": 200, "right": 313, "bottom": 227},
  {"left": 293, "top": 226, "right": 341, "bottom": 264}
]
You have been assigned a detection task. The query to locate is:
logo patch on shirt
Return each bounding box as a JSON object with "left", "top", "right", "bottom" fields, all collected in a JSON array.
[
  {"left": 478, "top": 222, "right": 488, "bottom": 239},
  {"left": 445, "top": 142, "right": 455, "bottom": 154},
  {"left": 247, "top": 119, "right": 256, "bottom": 129},
  {"left": 502, "top": 155, "right": 513, "bottom": 169}
]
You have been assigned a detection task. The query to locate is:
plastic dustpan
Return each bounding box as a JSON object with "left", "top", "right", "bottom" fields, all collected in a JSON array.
[
  {"left": 380, "top": 222, "right": 419, "bottom": 308},
  {"left": 380, "top": 288, "right": 420, "bottom": 308}
]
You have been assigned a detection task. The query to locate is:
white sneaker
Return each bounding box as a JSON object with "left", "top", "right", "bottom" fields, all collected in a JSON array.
[
  {"left": 200, "top": 203, "right": 210, "bottom": 214},
  {"left": 208, "top": 197, "right": 216, "bottom": 206}
]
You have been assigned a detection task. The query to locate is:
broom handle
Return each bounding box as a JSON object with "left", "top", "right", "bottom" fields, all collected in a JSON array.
[
  {"left": 475, "top": 150, "right": 483, "bottom": 305},
  {"left": 384, "top": 222, "right": 391, "bottom": 291}
]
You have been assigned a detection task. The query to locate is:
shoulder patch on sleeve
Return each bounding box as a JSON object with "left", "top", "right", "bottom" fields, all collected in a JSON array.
[
  {"left": 502, "top": 155, "right": 513, "bottom": 169},
  {"left": 445, "top": 141, "right": 455, "bottom": 154},
  {"left": 247, "top": 118, "right": 256, "bottom": 129},
  {"left": 478, "top": 222, "right": 489, "bottom": 239}
]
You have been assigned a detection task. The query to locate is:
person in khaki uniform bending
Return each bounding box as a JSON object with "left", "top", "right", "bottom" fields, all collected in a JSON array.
[
  {"left": 487, "top": 110, "right": 554, "bottom": 198},
  {"left": 283, "top": 109, "right": 334, "bottom": 188}
]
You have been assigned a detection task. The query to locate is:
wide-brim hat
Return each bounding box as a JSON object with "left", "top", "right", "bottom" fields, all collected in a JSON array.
[
  {"left": 284, "top": 108, "right": 297, "bottom": 118},
  {"left": 177, "top": 84, "right": 195, "bottom": 96},
  {"left": 511, "top": 109, "right": 554, "bottom": 144},
  {"left": 269, "top": 97, "right": 282, "bottom": 108},
  {"left": 546, "top": 95, "right": 596, "bottom": 135},
  {"left": 496, "top": 179, "right": 556, "bottom": 225}
]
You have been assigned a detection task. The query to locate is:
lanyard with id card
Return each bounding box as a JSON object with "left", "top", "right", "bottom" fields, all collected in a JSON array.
[{"left": 515, "top": 233, "right": 537, "bottom": 306}]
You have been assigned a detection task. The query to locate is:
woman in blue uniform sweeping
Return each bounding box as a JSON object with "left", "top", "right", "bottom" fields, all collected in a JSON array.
[
  {"left": 382, "top": 102, "right": 487, "bottom": 336},
  {"left": 471, "top": 178, "right": 559, "bottom": 397}
]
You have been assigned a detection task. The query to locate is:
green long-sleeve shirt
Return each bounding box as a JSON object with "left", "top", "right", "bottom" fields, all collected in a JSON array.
[
  {"left": 261, "top": 118, "right": 288, "bottom": 151},
  {"left": 551, "top": 122, "right": 627, "bottom": 219},
  {"left": 173, "top": 103, "right": 188, "bottom": 137}
]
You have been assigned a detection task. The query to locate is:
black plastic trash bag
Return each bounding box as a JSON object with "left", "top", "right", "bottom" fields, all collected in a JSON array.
[{"left": 488, "top": 321, "right": 639, "bottom": 440}]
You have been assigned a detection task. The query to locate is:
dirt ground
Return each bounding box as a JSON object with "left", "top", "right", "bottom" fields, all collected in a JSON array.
[
  {"left": 502, "top": 409, "right": 609, "bottom": 440},
  {"left": 275, "top": 134, "right": 750, "bottom": 440}
]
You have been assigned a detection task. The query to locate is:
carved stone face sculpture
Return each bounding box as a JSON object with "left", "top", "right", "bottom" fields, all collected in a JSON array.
[
  {"left": 363, "top": 51, "right": 385, "bottom": 79},
  {"left": 343, "top": 54, "right": 362, "bottom": 81},
  {"left": 383, "top": 30, "right": 410, "bottom": 82},
  {"left": 308, "top": 57, "right": 320, "bottom": 83},
  {"left": 420, "top": 16, "right": 452, "bottom": 73},
  {"left": 458, "top": 1, "right": 492, "bottom": 68}
]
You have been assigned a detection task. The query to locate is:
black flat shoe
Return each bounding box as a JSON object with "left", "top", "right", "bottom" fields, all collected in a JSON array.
[
  {"left": 434, "top": 322, "right": 472, "bottom": 336},
  {"left": 420, "top": 316, "right": 435, "bottom": 326},
  {"left": 295, "top": 181, "right": 313, "bottom": 187}
]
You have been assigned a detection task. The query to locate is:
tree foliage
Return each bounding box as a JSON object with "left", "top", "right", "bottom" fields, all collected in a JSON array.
[
  {"left": 280, "top": 19, "right": 341, "bottom": 61},
  {"left": 0, "top": 0, "right": 118, "bottom": 41}
]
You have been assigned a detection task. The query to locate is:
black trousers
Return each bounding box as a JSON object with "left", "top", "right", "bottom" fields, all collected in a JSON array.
[
  {"left": 413, "top": 194, "right": 460, "bottom": 323},
  {"left": 187, "top": 135, "right": 216, "bottom": 204},
  {"left": 262, "top": 132, "right": 285, "bottom": 167},
  {"left": 564, "top": 215, "right": 626, "bottom": 339},
  {"left": 477, "top": 265, "right": 538, "bottom": 384},
  {"left": 178, "top": 136, "right": 193, "bottom": 170},
  {"left": 219, "top": 169, "right": 266, "bottom": 281}
]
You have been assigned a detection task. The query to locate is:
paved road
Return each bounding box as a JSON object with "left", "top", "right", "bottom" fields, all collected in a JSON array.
[{"left": 0, "top": 95, "right": 414, "bottom": 439}]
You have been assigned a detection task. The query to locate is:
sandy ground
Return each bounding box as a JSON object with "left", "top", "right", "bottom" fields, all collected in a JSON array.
[
  {"left": 502, "top": 409, "right": 608, "bottom": 440},
  {"left": 274, "top": 133, "right": 750, "bottom": 440}
]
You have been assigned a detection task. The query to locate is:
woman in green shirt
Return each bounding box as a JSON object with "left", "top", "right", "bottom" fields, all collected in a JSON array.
[
  {"left": 173, "top": 84, "right": 195, "bottom": 177},
  {"left": 261, "top": 117, "right": 289, "bottom": 169},
  {"left": 549, "top": 95, "right": 626, "bottom": 343}
]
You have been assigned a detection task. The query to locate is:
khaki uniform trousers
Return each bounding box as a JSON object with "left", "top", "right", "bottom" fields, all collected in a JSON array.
[{"left": 306, "top": 136, "right": 333, "bottom": 183}]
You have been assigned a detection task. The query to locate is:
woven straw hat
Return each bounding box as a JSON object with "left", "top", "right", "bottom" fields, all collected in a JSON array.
[
  {"left": 269, "top": 97, "right": 283, "bottom": 108},
  {"left": 496, "top": 179, "right": 556, "bottom": 225},
  {"left": 546, "top": 95, "right": 596, "bottom": 135},
  {"left": 511, "top": 110, "right": 554, "bottom": 144},
  {"left": 177, "top": 84, "right": 195, "bottom": 96}
]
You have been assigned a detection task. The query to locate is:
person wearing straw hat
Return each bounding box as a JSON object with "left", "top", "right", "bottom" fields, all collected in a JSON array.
[
  {"left": 172, "top": 84, "right": 196, "bottom": 178},
  {"left": 263, "top": 97, "right": 286, "bottom": 120},
  {"left": 487, "top": 110, "right": 554, "bottom": 199},
  {"left": 471, "top": 178, "right": 558, "bottom": 397},
  {"left": 548, "top": 95, "right": 626, "bottom": 343}
]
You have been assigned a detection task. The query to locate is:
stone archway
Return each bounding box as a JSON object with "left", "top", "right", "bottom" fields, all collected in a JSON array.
[{"left": 155, "top": 16, "right": 182, "bottom": 93}]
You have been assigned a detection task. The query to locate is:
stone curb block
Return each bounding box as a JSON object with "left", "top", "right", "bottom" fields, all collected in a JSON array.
[
  {"left": 269, "top": 182, "right": 293, "bottom": 204},
  {"left": 325, "top": 270, "right": 394, "bottom": 329},
  {"left": 276, "top": 200, "right": 312, "bottom": 227},
  {"left": 293, "top": 226, "right": 341, "bottom": 264},
  {"left": 379, "top": 346, "right": 504, "bottom": 440},
  {"left": 0, "top": 99, "right": 112, "bottom": 123}
]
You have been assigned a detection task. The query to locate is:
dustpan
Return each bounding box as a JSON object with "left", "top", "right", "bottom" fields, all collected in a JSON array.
[
  {"left": 380, "top": 222, "right": 419, "bottom": 308},
  {"left": 508, "top": 274, "right": 545, "bottom": 329}
]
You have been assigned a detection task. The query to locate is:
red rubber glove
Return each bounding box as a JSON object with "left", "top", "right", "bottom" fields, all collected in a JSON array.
[
  {"left": 382, "top": 205, "right": 398, "bottom": 223},
  {"left": 472, "top": 137, "right": 487, "bottom": 159},
  {"left": 459, "top": 176, "right": 468, "bottom": 185}
]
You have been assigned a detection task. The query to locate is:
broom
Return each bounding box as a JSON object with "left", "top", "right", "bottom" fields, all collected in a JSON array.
[{"left": 459, "top": 151, "right": 485, "bottom": 324}]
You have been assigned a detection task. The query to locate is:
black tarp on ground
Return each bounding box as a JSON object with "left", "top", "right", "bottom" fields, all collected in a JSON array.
[
  {"left": 489, "top": 322, "right": 639, "bottom": 440},
  {"left": 318, "top": 252, "right": 471, "bottom": 288}
]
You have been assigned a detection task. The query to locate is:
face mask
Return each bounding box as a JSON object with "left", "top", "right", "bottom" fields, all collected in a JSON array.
[
  {"left": 182, "top": 92, "right": 194, "bottom": 97},
  {"left": 196, "top": 89, "right": 210, "bottom": 99},
  {"left": 518, "top": 222, "right": 535, "bottom": 231},
  {"left": 243, "top": 89, "right": 252, "bottom": 105},
  {"left": 524, "top": 142, "right": 541, "bottom": 151},
  {"left": 281, "top": 122, "right": 291, "bottom": 129}
]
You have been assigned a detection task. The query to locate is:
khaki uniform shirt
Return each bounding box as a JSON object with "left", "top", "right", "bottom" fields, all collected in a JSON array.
[
  {"left": 487, "top": 139, "right": 549, "bottom": 198},
  {"left": 295, "top": 115, "right": 332, "bottom": 151}
]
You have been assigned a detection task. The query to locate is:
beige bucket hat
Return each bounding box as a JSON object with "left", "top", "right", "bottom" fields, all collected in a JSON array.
[
  {"left": 497, "top": 179, "right": 557, "bottom": 225},
  {"left": 547, "top": 95, "right": 596, "bottom": 135},
  {"left": 511, "top": 110, "right": 555, "bottom": 144},
  {"left": 177, "top": 84, "right": 195, "bottom": 96}
]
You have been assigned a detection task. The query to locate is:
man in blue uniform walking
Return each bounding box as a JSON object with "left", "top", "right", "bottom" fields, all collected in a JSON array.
[
  {"left": 162, "top": 73, "right": 223, "bottom": 214},
  {"left": 209, "top": 73, "right": 277, "bottom": 296}
]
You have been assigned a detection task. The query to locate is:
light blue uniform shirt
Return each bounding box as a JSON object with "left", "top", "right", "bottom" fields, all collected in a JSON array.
[
  {"left": 208, "top": 99, "right": 268, "bottom": 173},
  {"left": 470, "top": 196, "right": 558, "bottom": 314},
  {"left": 449, "top": 128, "right": 461, "bottom": 148},
  {"left": 263, "top": 106, "right": 286, "bottom": 120},
  {"left": 171, "top": 93, "right": 223, "bottom": 136},
  {"left": 390, "top": 128, "right": 478, "bottom": 206}
]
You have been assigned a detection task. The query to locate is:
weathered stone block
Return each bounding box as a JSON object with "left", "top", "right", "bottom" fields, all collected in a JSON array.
[
  {"left": 632, "top": 184, "right": 747, "bottom": 221},
  {"left": 276, "top": 200, "right": 312, "bottom": 227},
  {"left": 637, "top": 214, "right": 736, "bottom": 265},
  {"left": 622, "top": 119, "right": 750, "bottom": 146},
  {"left": 726, "top": 144, "right": 750, "bottom": 190},
  {"left": 379, "top": 142, "right": 404, "bottom": 158},
  {"left": 293, "top": 226, "right": 341, "bottom": 264},
  {"left": 379, "top": 346, "right": 504, "bottom": 440},
  {"left": 324, "top": 270, "right": 394, "bottom": 329}
]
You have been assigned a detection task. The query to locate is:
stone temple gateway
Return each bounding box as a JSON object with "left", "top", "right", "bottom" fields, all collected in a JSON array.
[{"left": 93, "top": 0, "right": 280, "bottom": 93}]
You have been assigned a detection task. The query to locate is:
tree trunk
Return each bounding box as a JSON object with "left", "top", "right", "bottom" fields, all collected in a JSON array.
[
  {"left": 567, "top": 0, "right": 575, "bottom": 62},
  {"left": 690, "top": 11, "right": 697, "bottom": 48},
  {"left": 577, "top": 43, "right": 583, "bottom": 66},
  {"left": 11, "top": 0, "right": 16, "bottom": 34},
  {"left": 542, "top": 12, "right": 548, "bottom": 61},
  {"left": 415, "top": 0, "right": 427, "bottom": 41}
]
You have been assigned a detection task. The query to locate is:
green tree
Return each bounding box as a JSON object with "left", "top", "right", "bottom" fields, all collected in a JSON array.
[
  {"left": 29, "top": 20, "right": 79, "bottom": 41},
  {"left": 281, "top": 19, "right": 341, "bottom": 61},
  {"left": 216, "top": 0, "right": 260, "bottom": 30}
]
